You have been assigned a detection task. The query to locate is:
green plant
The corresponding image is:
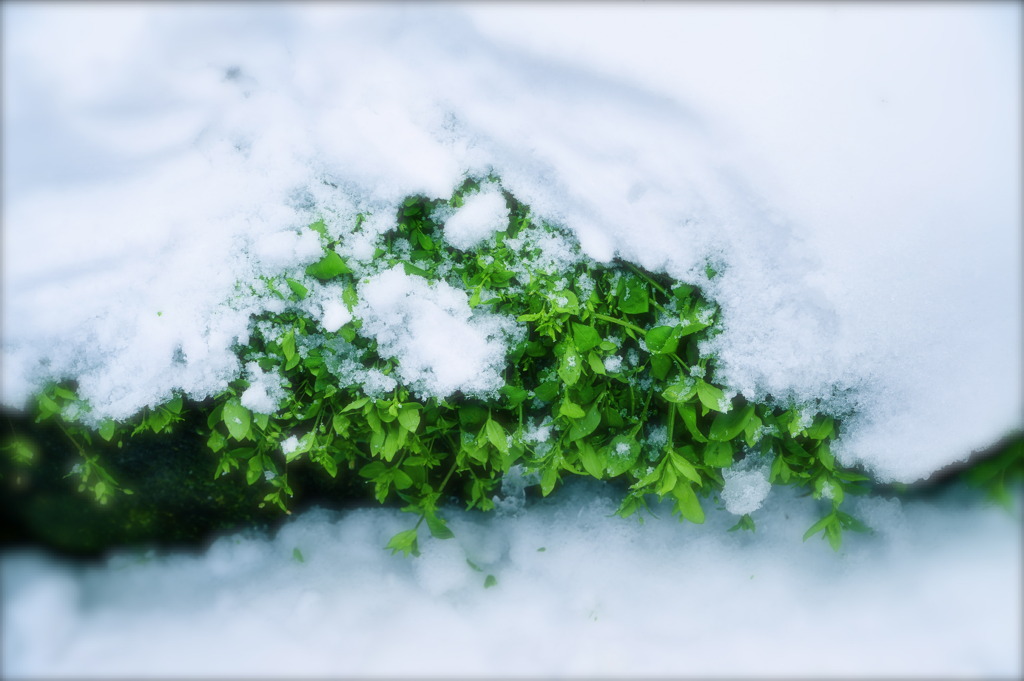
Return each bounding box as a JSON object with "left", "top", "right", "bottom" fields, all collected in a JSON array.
[{"left": 9, "top": 177, "right": 897, "bottom": 552}]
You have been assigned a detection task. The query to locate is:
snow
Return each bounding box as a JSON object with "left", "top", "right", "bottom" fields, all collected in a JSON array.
[
  {"left": 1, "top": 483, "right": 1019, "bottom": 677},
  {"left": 355, "top": 266, "right": 519, "bottom": 399},
  {"left": 442, "top": 184, "right": 510, "bottom": 251},
  {"left": 1, "top": 3, "right": 1020, "bottom": 677},
  {"left": 721, "top": 453, "right": 773, "bottom": 516}
]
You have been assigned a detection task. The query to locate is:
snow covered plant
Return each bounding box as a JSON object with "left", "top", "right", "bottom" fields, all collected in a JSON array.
[{"left": 13, "top": 179, "right": 876, "bottom": 553}]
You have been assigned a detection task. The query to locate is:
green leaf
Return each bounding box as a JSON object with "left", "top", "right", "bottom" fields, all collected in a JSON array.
[
  {"left": 696, "top": 380, "right": 728, "bottom": 413},
  {"left": 500, "top": 385, "right": 530, "bottom": 406},
  {"left": 645, "top": 326, "right": 678, "bottom": 355},
  {"left": 292, "top": 547, "right": 305, "bottom": 563},
  {"left": 386, "top": 528, "right": 420, "bottom": 557},
  {"left": 320, "top": 455, "right": 338, "bottom": 478},
  {"left": 37, "top": 394, "right": 60, "bottom": 420},
  {"left": 826, "top": 522, "right": 842, "bottom": 551},
  {"left": 617, "top": 275, "right": 649, "bottom": 314},
  {"left": 484, "top": 574, "right": 498, "bottom": 589},
  {"left": 342, "top": 396, "right": 370, "bottom": 413},
  {"left": 586, "top": 351, "right": 606, "bottom": 375},
  {"left": 676, "top": 402, "right": 708, "bottom": 443},
  {"left": 568, "top": 402, "right": 601, "bottom": 442},
  {"left": 672, "top": 481, "right": 705, "bottom": 524},
  {"left": 534, "top": 381, "right": 560, "bottom": 402},
  {"left": 650, "top": 355, "right": 671, "bottom": 380},
  {"left": 558, "top": 345, "right": 582, "bottom": 386},
  {"left": 98, "top": 420, "right": 116, "bottom": 442},
  {"left": 286, "top": 278, "right": 308, "bottom": 300},
  {"left": 662, "top": 381, "right": 696, "bottom": 404},
  {"left": 802, "top": 513, "right": 834, "bottom": 542},
  {"left": 223, "top": 401, "right": 252, "bottom": 441},
  {"left": 540, "top": 466, "right": 559, "bottom": 496},
  {"left": 425, "top": 512, "right": 455, "bottom": 540},
  {"left": 817, "top": 441, "right": 835, "bottom": 471},
  {"left": 207, "top": 429, "right": 227, "bottom": 453},
  {"left": 577, "top": 441, "right": 604, "bottom": 479},
  {"left": 572, "top": 323, "right": 601, "bottom": 353},
  {"left": 703, "top": 440, "right": 733, "bottom": 468},
  {"left": 606, "top": 436, "right": 640, "bottom": 477},
  {"left": 397, "top": 405, "right": 421, "bottom": 433},
  {"left": 53, "top": 385, "right": 78, "bottom": 400},
  {"left": 805, "top": 415, "right": 835, "bottom": 440},
  {"left": 246, "top": 456, "right": 262, "bottom": 485},
  {"left": 281, "top": 331, "right": 296, "bottom": 362},
  {"left": 485, "top": 419, "right": 509, "bottom": 455},
  {"left": 709, "top": 405, "right": 755, "bottom": 442},
  {"left": 559, "top": 400, "right": 586, "bottom": 420},
  {"left": 670, "top": 449, "right": 703, "bottom": 485},
  {"left": 305, "top": 251, "right": 351, "bottom": 280}
]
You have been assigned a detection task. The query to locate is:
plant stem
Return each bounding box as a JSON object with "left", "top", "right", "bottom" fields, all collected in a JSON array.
[{"left": 591, "top": 313, "right": 646, "bottom": 336}]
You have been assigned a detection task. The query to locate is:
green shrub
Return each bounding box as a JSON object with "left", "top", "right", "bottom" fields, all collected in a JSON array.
[{"left": 4, "top": 178, "right": 895, "bottom": 553}]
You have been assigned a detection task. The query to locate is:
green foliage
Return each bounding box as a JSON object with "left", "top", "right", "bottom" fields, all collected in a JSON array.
[{"left": 17, "top": 176, "right": 996, "bottom": 554}]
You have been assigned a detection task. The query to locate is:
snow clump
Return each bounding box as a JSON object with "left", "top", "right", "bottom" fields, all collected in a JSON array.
[
  {"left": 355, "top": 266, "right": 521, "bottom": 399},
  {"left": 442, "top": 185, "right": 510, "bottom": 251}
]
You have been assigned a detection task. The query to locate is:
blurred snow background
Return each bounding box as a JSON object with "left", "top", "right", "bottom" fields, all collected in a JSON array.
[{"left": 1, "top": 3, "right": 1020, "bottom": 676}]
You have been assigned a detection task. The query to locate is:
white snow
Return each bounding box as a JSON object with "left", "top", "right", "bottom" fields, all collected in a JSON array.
[
  {"left": 1, "top": 483, "right": 1019, "bottom": 677},
  {"left": 355, "top": 266, "right": 518, "bottom": 399},
  {"left": 318, "top": 298, "right": 351, "bottom": 334},
  {"left": 238, "top": 362, "right": 284, "bottom": 415},
  {"left": 442, "top": 185, "right": 509, "bottom": 251},
  {"left": 1, "top": 3, "right": 1021, "bottom": 677},
  {"left": 721, "top": 458, "right": 773, "bottom": 516}
]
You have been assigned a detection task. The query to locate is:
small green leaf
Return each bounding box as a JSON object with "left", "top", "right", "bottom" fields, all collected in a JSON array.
[
  {"left": 286, "top": 278, "right": 309, "bottom": 300},
  {"left": 484, "top": 574, "right": 498, "bottom": 588},
  {"left": 246, "top": 456, "right": 262, "bottom": 485},
  {"left": 670, "top": 449, "right": 703, "bottom": 485},
  {"left": 617, "top": 275, "right": 649, "bottom": 314},
  {"left": 802, "top": 513, "right": 834, "bottom": 542},
  {"left": 676, "top": 402, "right": 708, "bottom": 442},
  {"left": 672, "top": 481, "right": 705, "bottom": 524},
  {"left": 305, "top": 251, "right": 351, "bottom": 280},
  {"left": 206, "top": 429, "right": 227, "bottom": 453},
  {"left": 577, "top": 441, "right": 605, "bottom": 479},
  {"left": 386, "top": 528, "right": 420, "bottom": 557},
  {"left": 703, "top": 440, "right": 733, "bottom": 467},
  {"left": 805, "top": 415, "right": 835, "bottom": 440},
  {"left": 426, "top": 512, "right": 455, "bottom": 540},
  {"left": 500, "top": 385, "right": 530, "bottom": 406},
  {"left": 586, "top": 351, "right": 606, "bottom": 375},
  {"left": 397, "top": 405, "right": 421, "bottom": 433},
  {"left": 696, "top": 380, "right": 728, "bottom": 413},
  {"left": 540, "top": 466, "right": 559, "bottom": 496},
  {"left": 320, "top": 455, "right": 338, "bottom": 478},
  {"left": 572, "top": 323, "right": 601, "bottom": 353},
  {"left": 98, "top": 420, "right": 116, "bottom": 442},
  {"left": 485, "top": 419, "right": 509, "bottom": 455},
  {"left": 606, "top": 436, "right": 640, "bottom": 477},
  {"left": 568, "top": 402, "right": 601, "bottom": 442},
  {"left": 534, "top": 381, "right": 560, "bottom": 402},
  {"left": 558, "top": 345, "right": 582, "bottom": 386},
  {"left": 662, "top": 381, "right": 696, "bottom": 404},
  {"left": 650, "top": 354, "right": 671, "bottom": 380},
  {"left": 559, "top": 400, "right": 585, "bottom": 419},
  {"left": 709, "top": 405, "right": 755, "bottom": 442},
  {"left": 53, "top": 386, "right": 78, "bottom": 400},
  {"left": 292, "top": 547, "right": 305, "bottom": 563},
  {"left": 817, "top": 441, "right": 835, "bottom": 471},
  {"left": 223, "top": 401, "right": 252, "bottom": 441},
  {"left": 281, "top": 331, "right": 296, "bottom": 361},
  {"left": 644, "top": 326, "right": 678, "bottom": 355}
]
